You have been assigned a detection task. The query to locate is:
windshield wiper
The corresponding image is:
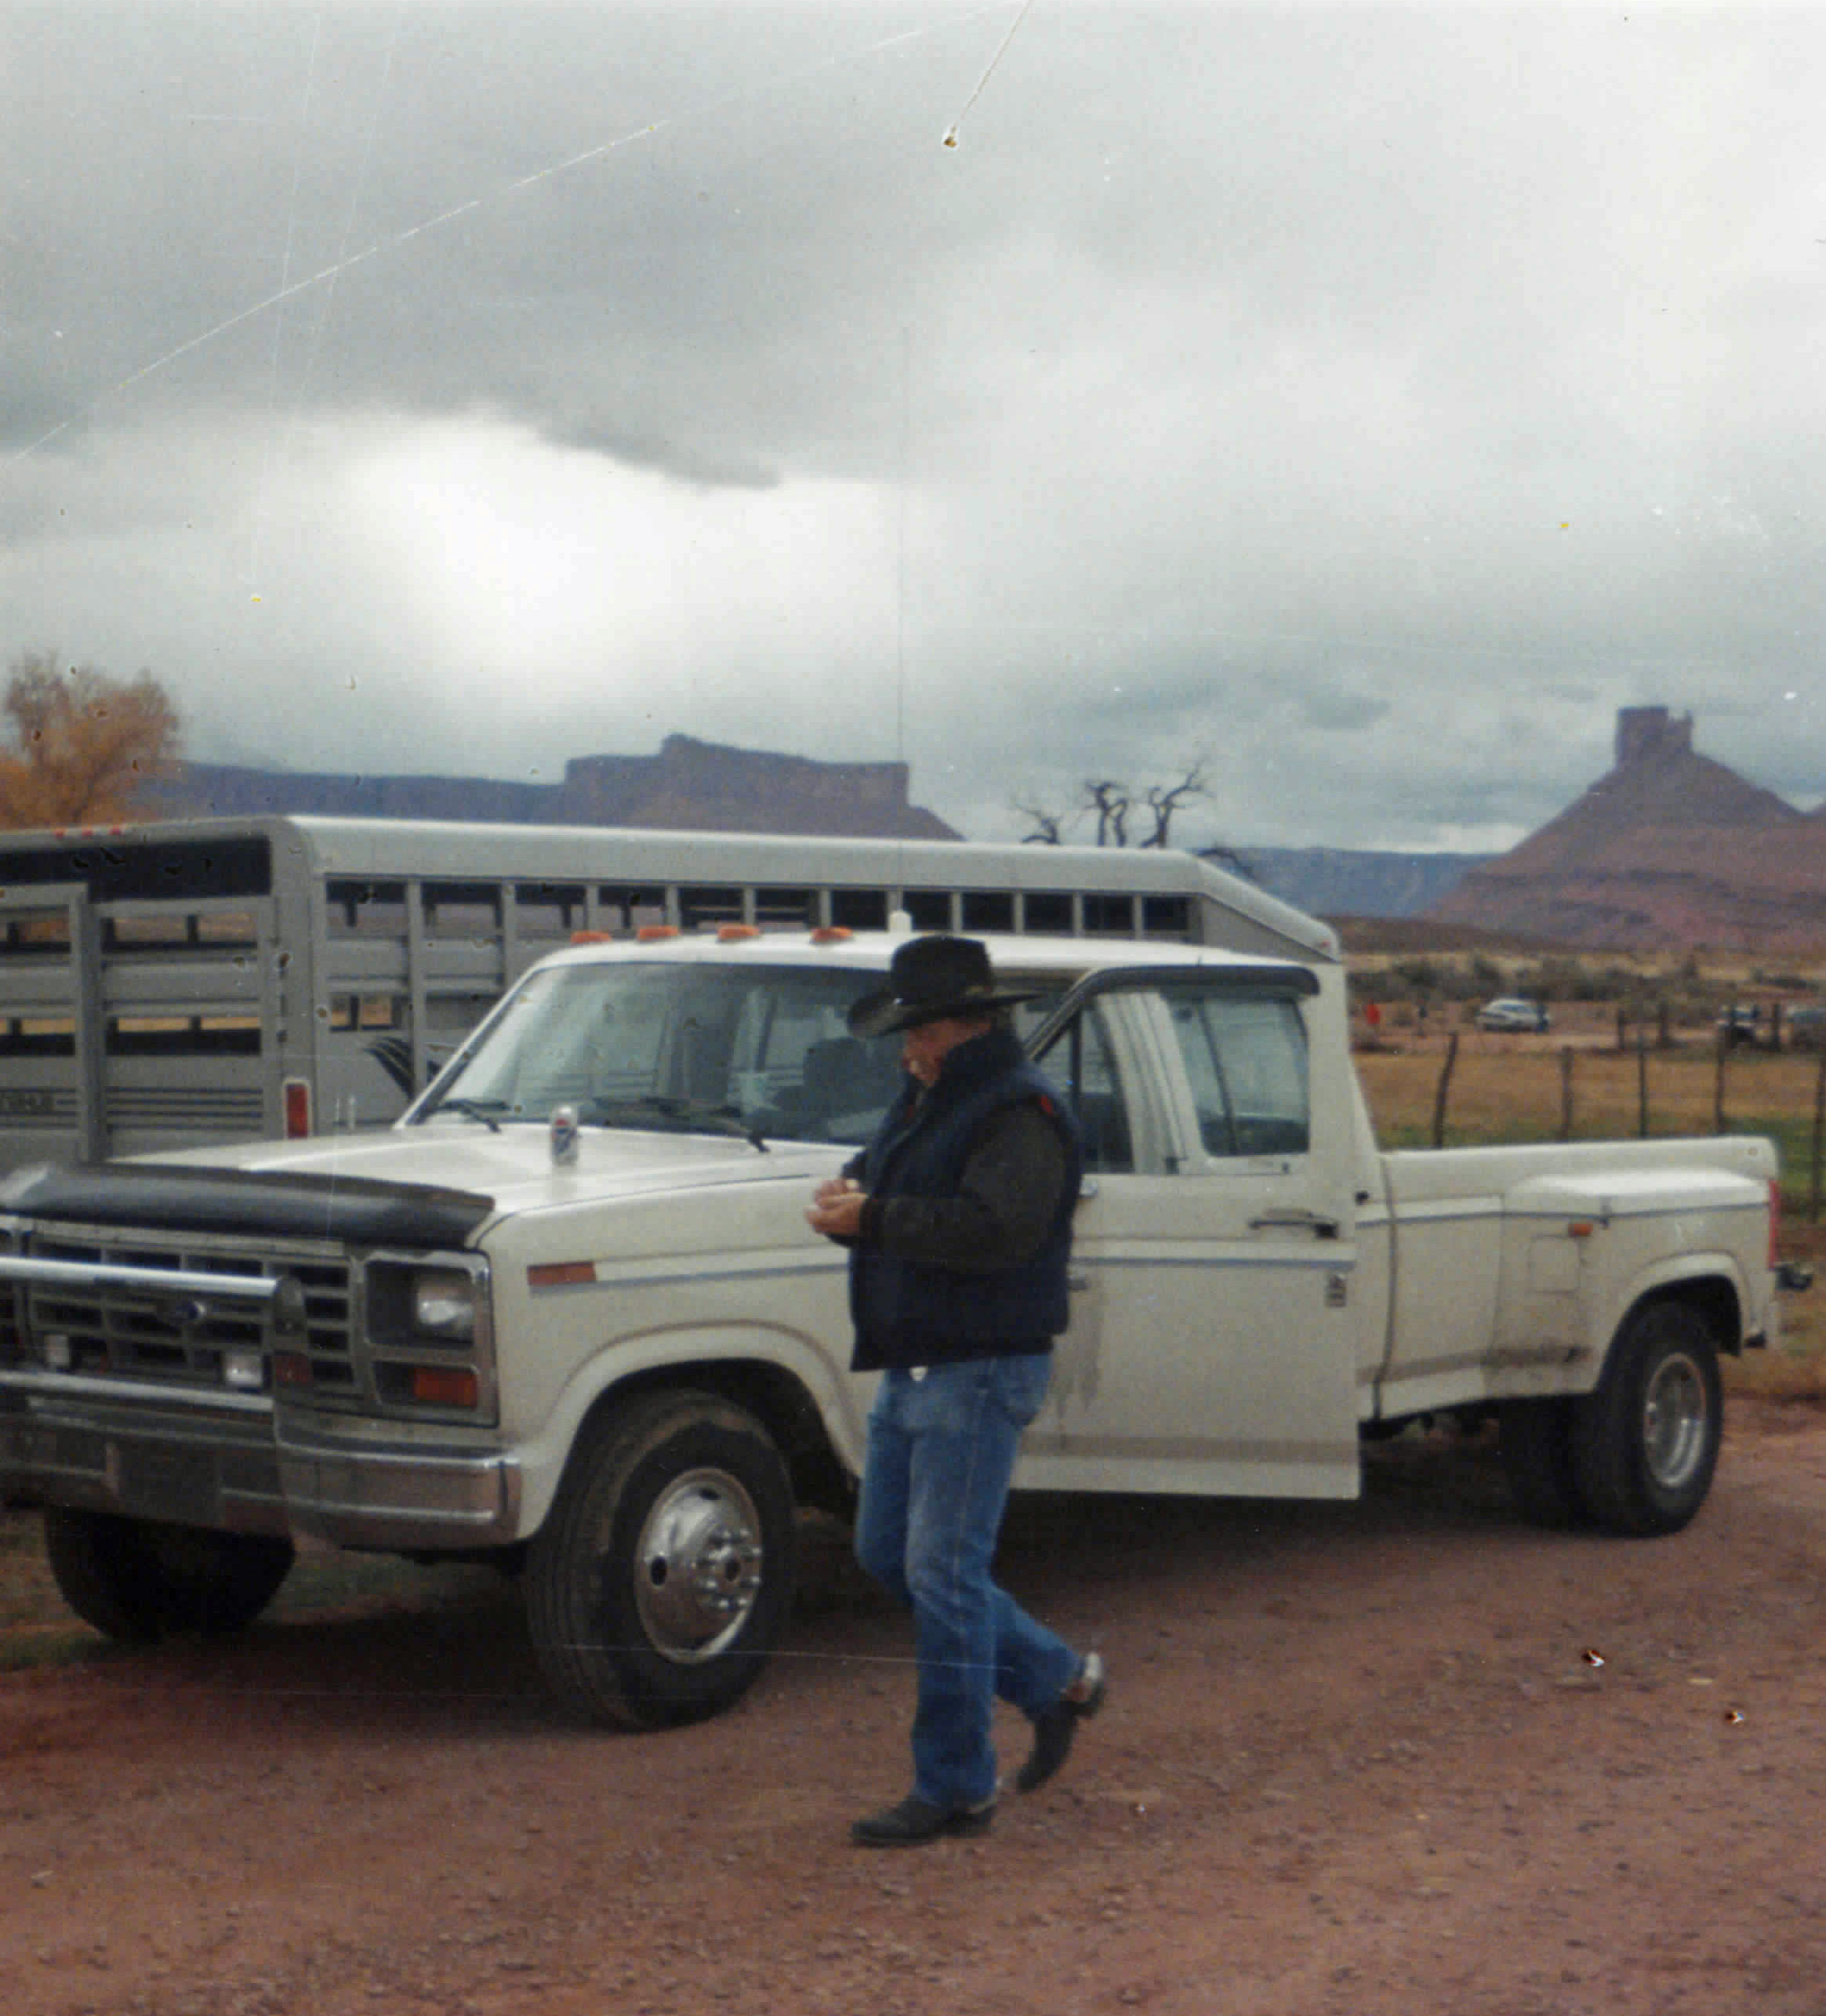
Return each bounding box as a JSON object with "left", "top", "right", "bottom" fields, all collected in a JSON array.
[
  {"left": 419, "top": 1097, "right": 510, "bottom": 1132},
  {"left": 589, "top": 1096, "right": 769, "bottom": 1153}
]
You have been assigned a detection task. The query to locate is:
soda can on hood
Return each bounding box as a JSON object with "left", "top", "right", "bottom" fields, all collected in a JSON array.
[{"left": 550, "top": 1103, "right": 579, "bottom": 1167}]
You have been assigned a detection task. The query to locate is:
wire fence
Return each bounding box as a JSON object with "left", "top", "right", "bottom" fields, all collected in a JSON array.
[{"left": 1356, "top": 1023, "right": 1826, "bottom": 1218}]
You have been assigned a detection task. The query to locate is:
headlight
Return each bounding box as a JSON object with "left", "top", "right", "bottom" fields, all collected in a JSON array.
[
  {"left": 411, "top": 1270, "right": 477, "bottom": 1341},
  {"left": 344, "top": 1255, "right": 494, "bottom": 1420},
  {"left": 363, "top": 1258, "right": 487, "bottom": 1350}
]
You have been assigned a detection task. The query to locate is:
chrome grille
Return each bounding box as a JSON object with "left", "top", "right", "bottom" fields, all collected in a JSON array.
[{"left": 18, "top": 1222, "right": 352, "bottom": 1393}]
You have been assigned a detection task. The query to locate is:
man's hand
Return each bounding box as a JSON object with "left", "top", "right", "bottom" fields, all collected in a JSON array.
[{"left": 808, "top": 1176, "right": 866, "bottom": 1240}]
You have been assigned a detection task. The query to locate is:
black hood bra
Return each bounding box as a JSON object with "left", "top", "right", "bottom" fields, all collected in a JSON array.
[{"left": 0, "top": 1161, "right": 493, "bottom": 1251}]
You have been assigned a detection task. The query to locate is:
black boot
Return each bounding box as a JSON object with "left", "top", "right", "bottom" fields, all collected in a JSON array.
[
  {"left": 851, "top": 1794, "right": 996, "bottom": 1848},
  {"left": 1016, "top": 1652, "right": 1106, "bottom": 1793}
]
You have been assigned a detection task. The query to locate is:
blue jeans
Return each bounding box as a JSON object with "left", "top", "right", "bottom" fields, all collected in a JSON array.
[{"left": 854, "top": 1353, "right": 1081, "bottom": 1811}]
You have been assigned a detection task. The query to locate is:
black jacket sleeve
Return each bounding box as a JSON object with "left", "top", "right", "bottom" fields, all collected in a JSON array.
[{"left": 856, "top": 1102, "right": 1069, "bottom": 1272}]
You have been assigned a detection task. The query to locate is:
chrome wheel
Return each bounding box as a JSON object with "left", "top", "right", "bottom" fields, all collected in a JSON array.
[
  {"left": 527, "top": 1392, "right": 795, "bottom": 1726},
  {"left": 1572, "top": 1301, "right": 1723, "bottom": 1537},
  {"left": 633, "top": 1466, "right": 765, "bottom": 1664},
  {"left": 1642, "top": 1349, "right": 1710, "bottom": 1492}
]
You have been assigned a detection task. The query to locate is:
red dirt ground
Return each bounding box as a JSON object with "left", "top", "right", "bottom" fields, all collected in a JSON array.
[{"left": 3, "top": 1400, "right": 1824, "bottom": 2016}]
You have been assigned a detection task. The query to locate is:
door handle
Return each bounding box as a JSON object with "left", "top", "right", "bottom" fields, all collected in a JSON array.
[
  {"left": 1247, "top": 1208, "right": 1341, "bottom": 1239},
  {"left": 1067, "top": 1270, "right": 1091, "bottom": 1293}
]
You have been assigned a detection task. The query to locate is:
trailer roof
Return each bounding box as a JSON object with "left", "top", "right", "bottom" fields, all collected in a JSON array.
[{"left": 0, "top": 812, "right": 1338, "bottom": 963}]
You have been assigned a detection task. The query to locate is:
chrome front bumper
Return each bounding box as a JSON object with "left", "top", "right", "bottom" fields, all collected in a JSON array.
[
  {"left": 0, "top": 1373, "right": 287, "bottom": 1531},
  {"left": 275, "top": 1416, "right": 522, "bottom": 1550},
  {"left": 0, "top": 1375, "right": 521, "bottom": 1551}
]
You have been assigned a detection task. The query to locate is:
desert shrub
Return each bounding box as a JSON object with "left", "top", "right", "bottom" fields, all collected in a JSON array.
[{"left": 1509, "top": 955, "right": 1646, "bottom": 1004}]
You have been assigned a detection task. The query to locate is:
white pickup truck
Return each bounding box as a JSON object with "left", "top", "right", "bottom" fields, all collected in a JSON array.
[{"left": 0, "top": 926, "right": 1796, "bottom": 1727}]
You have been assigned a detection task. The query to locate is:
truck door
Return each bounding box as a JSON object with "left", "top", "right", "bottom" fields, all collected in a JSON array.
[
  {"left": 1022, "top": 971, "right": 1361, "bottom": 1501},
  {"left": 0, "top": 883, "right": 103, "bottom": 1167}
]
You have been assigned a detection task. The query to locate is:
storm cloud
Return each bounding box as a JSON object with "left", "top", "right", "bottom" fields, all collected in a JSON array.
[{"left": 6, "top": 2, "right": 1826, "bottom": 852}]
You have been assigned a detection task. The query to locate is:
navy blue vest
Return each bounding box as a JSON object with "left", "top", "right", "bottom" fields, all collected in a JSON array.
[{"left": 849, "top": 1025, "right": 1083, "bottom": 1371}]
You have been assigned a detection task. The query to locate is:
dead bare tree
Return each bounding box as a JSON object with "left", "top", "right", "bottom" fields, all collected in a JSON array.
[
  {"left": 1011, "top": 797, "right": 1070, "bottom": 845},
  {"left": 1085, "top": 779, "right": 1131, "bottom": 848},
  {"left": 1194, "top": 841, "right": 1255, "bottom": 880},
  {"left": 1140, "top": 762, "right": 1208, "bottom": 848},
  {"left": 1007, "top": 756, "right": 1249, "bottom": 874}
]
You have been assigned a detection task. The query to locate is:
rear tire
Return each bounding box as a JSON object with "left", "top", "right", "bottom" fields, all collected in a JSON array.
[
  {"left": 1570, "top": 1301, "right": 1723, "bottom": 1536},
  {"left": 1499, "top": 1398, "right": 1589, "bottom": 1528},
  {"left": 525, "top": 1392, "right": 797, "bottom": 1729},
  {"left": 42, "top": 1510, "right": 293, "bottom": 1640}
]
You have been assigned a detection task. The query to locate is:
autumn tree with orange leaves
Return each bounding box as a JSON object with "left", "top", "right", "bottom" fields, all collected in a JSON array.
[{"left": 0, "top": 651, "right": 183, "bottom": 828}]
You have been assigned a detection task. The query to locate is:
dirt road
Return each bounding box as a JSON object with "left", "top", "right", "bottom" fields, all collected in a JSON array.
[{"left": 3, "top": 1402, "right": 1824, "bottom": 2016}]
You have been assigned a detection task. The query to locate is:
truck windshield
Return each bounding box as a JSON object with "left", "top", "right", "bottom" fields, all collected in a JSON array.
[{"left": 413, "top": 961, "right": 905, "bottom": 1146}]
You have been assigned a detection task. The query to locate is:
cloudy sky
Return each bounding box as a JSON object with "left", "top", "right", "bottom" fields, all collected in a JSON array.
[{"left": 5, "top": 2, "right": 1826, "bottom": 853}]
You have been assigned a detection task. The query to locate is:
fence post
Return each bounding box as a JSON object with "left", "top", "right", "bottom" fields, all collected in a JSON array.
[
  {"left": 1636, "top": 1020, "right": 1650, "bottom": 1137},
  {"left": 1714, "top": 1029, "right": 1728, "bottom": 1134},
  {"left": 1558, "top": 1045, "right": 1574, "bottom": 1142},
  {"left": 1430, "top": 1031, "right": 1458, "bottom": 1149},
  {"left": 1614, "top": 1004, "right": 1626, "bottom": 1055},
  {"left": 1798, "top": 1056, "right": 1813, "bottom": 1226}
]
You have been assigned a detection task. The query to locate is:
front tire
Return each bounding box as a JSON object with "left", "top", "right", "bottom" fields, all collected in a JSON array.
[
  {"left": 525, "top": 1392, "right": 797, "bottom": 1729},
  {"left": 43, "top": 1509, "right": 165, "bottom": 1640},
  {"left": 1570, "top": 1301, "right": 1723, "bottom": 1536},
  {"left": 42, "top": 1509, "right": 294, "bottom": 1640}
]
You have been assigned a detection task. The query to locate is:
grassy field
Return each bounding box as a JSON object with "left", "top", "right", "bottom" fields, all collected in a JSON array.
[{"left": 1356, "top": 1032, "right": 1826, "bottom": 1177}]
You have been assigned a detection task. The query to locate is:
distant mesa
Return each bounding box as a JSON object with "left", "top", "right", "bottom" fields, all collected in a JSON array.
[
  {"left": 1234, "top": 845, "right": 1490, "bottom": 924},
  {"left": 1427, "top": 706, "right": 1826, "bottom": 949},
  {"left": 164, "top": 733, "right": 959, "bottom": 843}
]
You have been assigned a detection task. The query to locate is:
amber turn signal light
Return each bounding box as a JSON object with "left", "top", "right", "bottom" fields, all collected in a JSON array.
[{"left": 409, "top": 1365, "right": 479, "bottom": 1409}]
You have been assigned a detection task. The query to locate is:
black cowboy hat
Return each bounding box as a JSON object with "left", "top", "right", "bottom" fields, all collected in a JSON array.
[{"left": 847, "top": 935, "right": 1041, "bottom": 1039}]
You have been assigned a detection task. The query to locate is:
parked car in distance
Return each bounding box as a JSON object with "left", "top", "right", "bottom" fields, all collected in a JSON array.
[
  {"left": 1785, "top": 1004, "right": 1826, "bottom": 1051},
  {"left": 1717, "top": 1004, "right": 1764, "bottom": 1048},
  {"left": 1476, "top": 997, "right": 1550, "bottom": 1032}
]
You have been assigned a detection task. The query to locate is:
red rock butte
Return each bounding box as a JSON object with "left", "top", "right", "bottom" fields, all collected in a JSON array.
[
  {"left": 165, "top": 733, "right": 959, "bottom": 842},
  {"left": 1427, "top": 706, "right": 1826, "bottom": 950}
]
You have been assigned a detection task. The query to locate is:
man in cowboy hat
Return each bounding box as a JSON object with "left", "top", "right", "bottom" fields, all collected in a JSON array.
[{"left": 808, "top": 935, "right": 1105, "bottom": 1847}]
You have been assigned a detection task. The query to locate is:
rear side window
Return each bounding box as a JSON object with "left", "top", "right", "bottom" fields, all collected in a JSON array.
[{"left": 1167, "top": 993, "right": 1309, "bottom": 1160}]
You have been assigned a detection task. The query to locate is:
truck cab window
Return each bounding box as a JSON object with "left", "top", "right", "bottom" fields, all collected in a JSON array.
[
  {"left": 727, "top": 975, "right": 902, "bottom": 1143},
  {"left": 1037, "top": 1004, "right": 1134, "bottom": 1174},
  {"left": 420, "top": 961, "right": 890, "bottom": 1143},
  {"left": 1168, "top": 992, "right": 1309, "bottom": 1160}
]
